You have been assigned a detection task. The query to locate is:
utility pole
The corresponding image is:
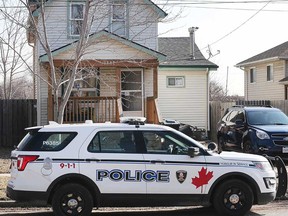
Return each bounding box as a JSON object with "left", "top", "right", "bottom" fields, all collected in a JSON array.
[{"left": 226, "top": 66, "right": 229, "bottom": 96}]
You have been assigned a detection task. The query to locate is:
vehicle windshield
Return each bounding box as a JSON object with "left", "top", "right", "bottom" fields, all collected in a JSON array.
[{"left": 247, "top": 110, "right": 288, "bottom": 125}]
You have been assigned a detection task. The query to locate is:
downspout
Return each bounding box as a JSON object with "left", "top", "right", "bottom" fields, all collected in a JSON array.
[{"left": 207, "top": 68, "right": 210, "bottom": 133}]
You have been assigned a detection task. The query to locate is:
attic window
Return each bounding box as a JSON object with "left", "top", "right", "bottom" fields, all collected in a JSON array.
[
  {"left": 167, "top": 76, "right": 185, "bottom": 88},
  {"left": 110, "top": 1, "right": 127, "bottom": 37},
  {"left": 69, "top": 3, "right": 84, "bottom": 36}
]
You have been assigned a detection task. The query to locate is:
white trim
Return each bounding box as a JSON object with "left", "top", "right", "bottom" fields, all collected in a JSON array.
[{"left": 166, "top": 76, "right": 185, "bottom": 88}]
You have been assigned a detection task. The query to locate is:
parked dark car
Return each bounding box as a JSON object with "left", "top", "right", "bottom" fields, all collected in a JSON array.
[{"left": 217, "top": 106, "right": 288, "bottom": 159}]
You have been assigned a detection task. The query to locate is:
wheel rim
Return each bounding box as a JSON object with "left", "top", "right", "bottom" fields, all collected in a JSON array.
[
  {"left": 223, "top": 188, "right": 246, "bottom": 210},
  {"left": 60, "top": 192, "right": 85, "bottom": 215}
]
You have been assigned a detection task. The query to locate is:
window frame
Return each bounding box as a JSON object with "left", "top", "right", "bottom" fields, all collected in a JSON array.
[
  {"left": 110, "top": 1, "right": 127, "bottom": 37},
  {"left": 266, "top": 64, "right": 273, "bottom": 82},
  {"left": 68, "top": 2, "right": 85, "bottom": 37},
  {"left": 249, "top": 68, "right": 256, "bottom": 83},
  {"left": 167, "top": 76, "right": 185, "bottom": 88}
]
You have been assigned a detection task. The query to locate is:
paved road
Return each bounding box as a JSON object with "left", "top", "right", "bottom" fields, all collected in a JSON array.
[{"left": 0, "top": 200, "right": 287, "bottom": 216}]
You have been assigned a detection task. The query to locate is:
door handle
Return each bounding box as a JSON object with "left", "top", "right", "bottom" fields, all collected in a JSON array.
[{"left": 151, "top": 160, "right": 165, "bottom": 164}]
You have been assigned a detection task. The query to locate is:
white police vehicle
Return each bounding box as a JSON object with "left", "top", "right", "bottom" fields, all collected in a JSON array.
[{"left": 6, "top": 118, "right": 280, "bottom": 216}]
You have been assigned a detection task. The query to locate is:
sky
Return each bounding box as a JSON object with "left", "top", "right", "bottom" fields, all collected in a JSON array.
[{"left": 156, "top": 0, "right": 288, "bottom": 96}]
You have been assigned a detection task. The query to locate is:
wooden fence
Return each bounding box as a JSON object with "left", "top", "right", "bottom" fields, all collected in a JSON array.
[
  {"left": 209, "top": 100, "right": 288, "bottom": 142},
  {"left": 0, "top": 99, "right": 37, "bottom": 148}
]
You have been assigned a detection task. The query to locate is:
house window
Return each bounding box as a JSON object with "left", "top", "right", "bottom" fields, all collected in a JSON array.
[
  {"left": 71, "top": 70, "right": 100, "bottom": 97},
  {"left": 167, "top": 76, "right": 185, "bottom": 88},
  {"left": 69, "top": 3, "right": 84, "bottom": 36},
  {"left": 249, "top": 68, "right": 256, "bottom": 83},
  {"left": 111, "top": 1, "right": 127, "bottom": 37},
  {"left": 267, "top": 65, "right": 273, "bottom": 81}
]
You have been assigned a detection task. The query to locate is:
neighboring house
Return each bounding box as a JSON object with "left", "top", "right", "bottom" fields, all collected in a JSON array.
[
  {"left": 236, "top": 41, "right": 288, "bottom": 100},
  {"left": 158, "top": 28, "right": 218, "bottom": 132},
  {"left": 27, "top": 0, "right": 167, "bottom": 125}
]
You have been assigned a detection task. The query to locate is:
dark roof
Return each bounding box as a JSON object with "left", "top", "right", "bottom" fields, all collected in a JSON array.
[
  {"left": 237, "top": 41, "right": 288, "bottom": 66},
  {"left": 158, "top": 37, "right": 218, "bottom": 68}
]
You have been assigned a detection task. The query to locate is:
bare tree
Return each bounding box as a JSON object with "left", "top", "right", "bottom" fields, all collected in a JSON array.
[
  {"left": 210, "top": 80, "right": 243, "bottom": 102},
  {"left": 0, "top": 0, "right": 32, "bottom": 99}
]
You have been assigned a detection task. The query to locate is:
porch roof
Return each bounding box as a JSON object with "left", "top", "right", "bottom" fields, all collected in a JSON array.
[{"left": 40, "top": 30, "right": 166, "bottom": 62}]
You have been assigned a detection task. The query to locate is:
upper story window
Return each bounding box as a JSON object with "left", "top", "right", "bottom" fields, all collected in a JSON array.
[
  {"left": 249, "top": 68, "right": 256, "bottom": 83},
  {"left": 111, "top": 1, "right": 127, "bottom": 37},
  {"left": 69, "top": 3, "right": 84, "bottom": 36},
  {"left": 267, "top": 64, "right": 273, "bottom": 81},
  {"left": 167, "top": 76, "right": 185, "bottom": 88}
]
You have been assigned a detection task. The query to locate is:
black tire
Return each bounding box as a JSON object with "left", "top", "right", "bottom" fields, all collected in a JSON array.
[
  {"left": 213, "top": 179, "right": 254, "bottom": 216},
  {"left": 243, "top": 140, "right": 253, "bottom": 153},
  {"left": 52, "top": 183, "right": 93, "bottom": 216},
  {"left": 218, "top": 136, "right": 225, "bottom": 151}
]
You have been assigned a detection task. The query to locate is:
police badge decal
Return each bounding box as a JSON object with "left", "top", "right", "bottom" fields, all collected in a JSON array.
[{"left": 176, "top": 170, "right": 187, "bottom": 183}]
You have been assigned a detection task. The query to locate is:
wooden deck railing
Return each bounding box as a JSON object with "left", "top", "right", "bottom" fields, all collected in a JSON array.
[
  {"left": 146, "top": 97, "right": 161, "bottom": 124},
  {"left": 63, "top": 97, "right": 119, "bottom": 123}
]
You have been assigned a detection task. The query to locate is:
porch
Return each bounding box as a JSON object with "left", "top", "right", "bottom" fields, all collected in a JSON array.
[{"left": 62, "top": 96, "right": 160, "bottom": 124}]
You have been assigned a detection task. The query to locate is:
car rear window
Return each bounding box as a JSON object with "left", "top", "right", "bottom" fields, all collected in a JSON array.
[{"left": 18, "top": 131, "right": 77, "bottom": 151}]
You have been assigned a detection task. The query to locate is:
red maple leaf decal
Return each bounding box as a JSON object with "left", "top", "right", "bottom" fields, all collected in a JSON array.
[{"left": 192, "top": 167, "right": 213, "bottom": 189}]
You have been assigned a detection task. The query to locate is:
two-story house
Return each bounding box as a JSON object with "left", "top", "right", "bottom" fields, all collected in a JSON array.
[
  {"left": 236, "top": 41, "right": 288, "bottom": 100},
  {"left": 28, "top": 0, "right": 167, "bottom": 125}
]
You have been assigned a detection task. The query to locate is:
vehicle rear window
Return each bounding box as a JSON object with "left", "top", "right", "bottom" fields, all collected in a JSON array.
[{"left": 18, "top": 131, "right": 77, "bottom": 151}]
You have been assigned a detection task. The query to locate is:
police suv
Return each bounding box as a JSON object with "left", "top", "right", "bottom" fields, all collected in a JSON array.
[{"left": 7, "top": 118, "right": 277, "bottom": 216}]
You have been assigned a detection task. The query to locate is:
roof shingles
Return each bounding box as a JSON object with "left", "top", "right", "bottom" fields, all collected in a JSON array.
[
  {"left": 237, "top": 41, "right": 288, "bottom": 66},
  {"left": 158, "top": 37, "right": 218, "bottom": 68}
]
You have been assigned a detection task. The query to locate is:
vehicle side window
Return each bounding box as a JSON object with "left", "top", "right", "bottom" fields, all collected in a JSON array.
[
  {"left": 236, "top": 111, "right": 245, "bottom": 122},
  {"left": 88, "top": 131, "right": 136, "bottom": 153},
  {"left": 143, "top": 131, "right": 193, "bottom": 155},
  {"left": 18, "top": 132, "right": 77, "bottom": 151},
  {"left": 228, "top": 111, "right": 239, "bottom": 123}
]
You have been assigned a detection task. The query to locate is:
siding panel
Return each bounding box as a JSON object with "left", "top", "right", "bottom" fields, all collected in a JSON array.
[
  {"left": 158, "top": 69, "right": 208, "bottom": 129},
  {"left": 246, "top": 60, "right": 285, "bottom": 100}
]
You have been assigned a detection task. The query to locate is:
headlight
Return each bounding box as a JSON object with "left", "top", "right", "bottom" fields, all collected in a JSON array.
[
  {"left": 253, "top": 161, "right": 273, "bottom": 171},
  {"left": 256, "top": 129, "right": 270, "bottom": 140}
]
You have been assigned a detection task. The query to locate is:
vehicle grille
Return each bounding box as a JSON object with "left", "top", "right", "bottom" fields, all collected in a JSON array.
[{"left": 272, "top": 133, "right": 288, "bottom": 146}]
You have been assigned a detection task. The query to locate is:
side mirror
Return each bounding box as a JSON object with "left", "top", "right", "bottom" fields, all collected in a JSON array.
[
  {"left": 235, "top": 119, "right": 244, "bottom": 127},
  {"left": 188, "top": 147, "right": 200, "bottom": 158},
  {"left": 207, "top": 142, "right": 217, "bottom": 151}
]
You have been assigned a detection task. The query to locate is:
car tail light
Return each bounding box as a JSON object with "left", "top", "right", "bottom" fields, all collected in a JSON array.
[{"left": 17, "top": 155, "right": 39, "bottom": 171}]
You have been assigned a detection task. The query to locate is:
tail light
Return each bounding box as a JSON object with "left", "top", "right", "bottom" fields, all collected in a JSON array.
[{"left": 17, "top": 155, "right": 39, "bottom": 171}]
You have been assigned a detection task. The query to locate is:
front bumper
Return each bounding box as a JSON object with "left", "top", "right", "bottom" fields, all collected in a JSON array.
[{"left": 257, "top": 191, "right": 276, "bottom": 205}]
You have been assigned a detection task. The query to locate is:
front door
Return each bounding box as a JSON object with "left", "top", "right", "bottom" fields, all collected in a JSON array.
[{"left": 121, "top": 70, "right": 143, "bottom": 117}]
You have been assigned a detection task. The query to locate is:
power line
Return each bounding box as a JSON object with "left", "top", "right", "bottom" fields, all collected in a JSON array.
[{"left": 200, "top": 0, "right": 273, "bottom": 55}]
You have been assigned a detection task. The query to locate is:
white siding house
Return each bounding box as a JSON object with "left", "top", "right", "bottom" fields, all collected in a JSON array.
[
  {"left": 236, "top": 41, "right": 288, "bottom": 100},
  {"left": 158, "top": 33, "right": 218, "bottom": 132},
  {"left": 28, "top": 0, "right": 167, "bottom": 125}
]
